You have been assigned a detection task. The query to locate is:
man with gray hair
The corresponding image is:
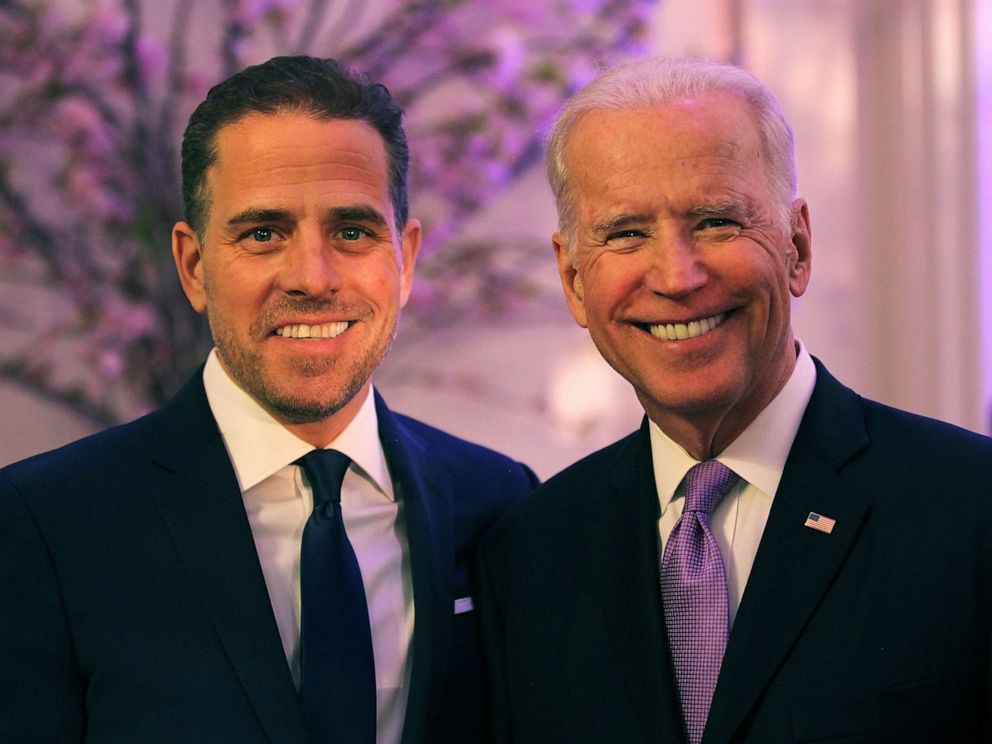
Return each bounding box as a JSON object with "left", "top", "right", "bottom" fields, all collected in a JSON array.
[{"left": 478, "top": 55, "right": 992, "bottom": 743}]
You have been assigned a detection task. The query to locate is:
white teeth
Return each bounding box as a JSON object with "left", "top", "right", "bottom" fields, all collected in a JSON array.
[
  {"left": 275, "top": 321, "right": 350, "bottom": 339},
  {"left": 649, "top": 312, "right": 725, "bottom": 341}
]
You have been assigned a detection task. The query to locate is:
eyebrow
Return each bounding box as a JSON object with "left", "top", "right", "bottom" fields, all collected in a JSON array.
[
  {"left": 224, "top": 204, "right": 390, "bottom": 229},
  {"left": 226, "top": 208, "right": 292, "bottom": 227},
  {"left": 326, "top": 205, "right": 389, "bottom": 227},
  {"left": 686, "top": 198, "right": 756, "bottom": 220},
  {"left": 592, "top": 213, "right": 654, "bottom": 234}
]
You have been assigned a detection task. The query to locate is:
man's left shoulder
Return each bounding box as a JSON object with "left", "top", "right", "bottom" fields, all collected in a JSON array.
[
  {"left": 859, "top": 395, "right": 992, "bottom": 463},
  {"left": 811, "top": 357, "right": 992, "bottom": 464},
  {"left": 834, "top": 394, "right": 992, "bottom": 513}
]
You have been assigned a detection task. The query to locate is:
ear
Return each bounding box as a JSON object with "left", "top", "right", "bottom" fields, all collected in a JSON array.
[
  {"left": 553, "top": 231, "right": 588, "bottom": 328},
  {"left": 398, "top": 218, "right": 422, "bottom": 309},
  {"left": 786, "top": 199, "right": 812, "bottom": 298},
  {"left": 172, "top": 221, "right": 208, "bottom": 314}
]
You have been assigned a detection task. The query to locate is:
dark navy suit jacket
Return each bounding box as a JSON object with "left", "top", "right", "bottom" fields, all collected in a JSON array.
[
  {"left": 0, "top": 372, "right": 537, "bottom": 743},
  {"left": 479, "top": 359, "right": 992, "bottom": 743}
]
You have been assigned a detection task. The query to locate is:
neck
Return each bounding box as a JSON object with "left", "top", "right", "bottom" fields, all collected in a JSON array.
[
  {"left": 643, "top": 346, "right": 799, "bottom": 461},
  {"left": 644, "top": 410, "right": 738, "bottom": 461}
]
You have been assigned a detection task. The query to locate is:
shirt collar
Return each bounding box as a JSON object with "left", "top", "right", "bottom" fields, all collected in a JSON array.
[
  {"left": 649, "top": 341, "right": 817, "bottom": 512},
  {"left": 202, "top": 349, "right": 393, "bottom": 499}
]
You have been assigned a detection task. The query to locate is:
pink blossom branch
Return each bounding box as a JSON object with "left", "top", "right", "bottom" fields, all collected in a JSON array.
[
  {"left": 0, "top": 359, "right": 118, "bottom": 426},
  {"left": 293, "top": 0, "right": 339, "bottom": 54},
  {"left": 0, "top": 167, "right": 67, "bottom": 282}
]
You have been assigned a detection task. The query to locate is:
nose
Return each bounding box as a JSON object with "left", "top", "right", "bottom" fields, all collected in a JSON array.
[
  {"left": 279, "top": 229, "right": 343, "bottom": 298},
  {"left": 643, "top": 229, "right": 707, "bottom": 297}
]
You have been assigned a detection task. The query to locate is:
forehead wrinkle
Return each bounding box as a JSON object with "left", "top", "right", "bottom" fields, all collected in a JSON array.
[
  {"left": 242, "top": 160, "right": 382, "bottom": 184},
  {"left": 221, "top": 126, "right": 385, "bottom": 183}
]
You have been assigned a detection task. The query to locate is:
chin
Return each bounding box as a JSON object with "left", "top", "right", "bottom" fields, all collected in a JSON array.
[
  {"left": 640, "top": 381, "right": 742, "bottom": 416},
  {"left": 265, "top": 394, "right": 351, "bottom": 424}
]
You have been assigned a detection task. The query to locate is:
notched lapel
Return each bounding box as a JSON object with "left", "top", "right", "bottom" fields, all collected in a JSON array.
[
  {"left": 147, "top": 376, "right": 306, "bottom": 743},
  {"left": 607, "top": 422, "right": 686, "bottom": 743},
  {"left": 376, "top": 394, "right": 453, "bottom": 744},
  {"left": 703, "top": 363, "right": 871, "bottom": 744}
]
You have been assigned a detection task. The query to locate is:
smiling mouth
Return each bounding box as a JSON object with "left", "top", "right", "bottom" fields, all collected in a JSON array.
[
  {"left": 274, "top": 321, "right": 352, "bottom": 339},
  {"left": 646, "top": 312, "right": 726, "bottom": 341}
]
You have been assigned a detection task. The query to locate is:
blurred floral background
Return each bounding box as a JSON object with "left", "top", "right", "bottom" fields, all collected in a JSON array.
[
  {"left": 0, "top": 0, "right": 653, "bottom": 425},
  {"left": 3, "top": 1, "right": 987, "bottom": 474}
]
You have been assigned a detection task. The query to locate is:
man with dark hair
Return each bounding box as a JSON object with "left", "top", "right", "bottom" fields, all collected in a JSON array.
[
  {"left": 180, "top": 56, "right": 411, "bottom": 241},
  {"left": 0, "top": 56, "right": 536, "bottom": 744},
  {"left": 477, "top": 55, "right": 992, "bottom": 743}
]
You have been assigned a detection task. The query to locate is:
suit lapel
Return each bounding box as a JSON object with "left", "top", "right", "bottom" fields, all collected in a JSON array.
[
  {"left": 703, "top": 362, "right": 871, "bottom": 744},
  {"left": 375, "top": 394, "right": 453, "bottom": 744},
  {"left": 146, "top": 374, "right": 306, "bottom": 743},
  {"left": 605, "top": 422, "right": 686, "bottom": 742}
]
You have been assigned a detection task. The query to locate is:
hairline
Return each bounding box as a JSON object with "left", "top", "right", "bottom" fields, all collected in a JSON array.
[
  {"left": 181, "top": 57, "right": 410, "bottom": 246},
  {"left": 547, "top": 57, "right": 797, "bottom": 258},
  {"left": 191, "top": 107, "right": 402, "bottom": 243}
]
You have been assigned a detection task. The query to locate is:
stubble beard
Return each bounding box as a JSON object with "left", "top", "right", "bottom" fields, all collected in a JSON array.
[{"left": 209, "top": 298, "right": 399, "bottom": 425}]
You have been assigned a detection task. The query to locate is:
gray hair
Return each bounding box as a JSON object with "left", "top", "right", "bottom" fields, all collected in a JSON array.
[{"left": 546, "top": 56, "right": 797, "bottom": 248}]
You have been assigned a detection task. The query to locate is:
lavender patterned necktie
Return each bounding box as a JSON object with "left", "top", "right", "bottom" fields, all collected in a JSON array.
[{"left": 661, "top": 460, "right": 739, "bottom": 744}]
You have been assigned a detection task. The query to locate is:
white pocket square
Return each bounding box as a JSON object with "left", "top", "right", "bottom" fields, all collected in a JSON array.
[{"left": 454, "top": 597, "right": 474, "bottom": 614}]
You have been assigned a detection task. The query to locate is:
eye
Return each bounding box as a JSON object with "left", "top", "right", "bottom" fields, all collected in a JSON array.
[
  {"left": 603, "top": 228, "right": 651, "bottom": 249},
  {"left": 697, "top": 217, "right": 739, "bottom": 230},
  {"left": 241, "top": 227, "right": 277, "bottom": 242},
  {"left": 608, "top": 229, "right": 648, "bottom": 240},
  {"left": 339, "top": 226, "right": 370, "bottom": 241},
  {"left": 600, "top": 228, "right": 650, "bottom": 253}
]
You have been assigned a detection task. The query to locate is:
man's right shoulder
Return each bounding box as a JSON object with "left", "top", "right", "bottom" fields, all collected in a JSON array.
[
  {"left": 0, "top": 408, "right": 165, "bottom": 498},
  {"left": 2, "top": 371, "right": 214, "bottom": 502}
]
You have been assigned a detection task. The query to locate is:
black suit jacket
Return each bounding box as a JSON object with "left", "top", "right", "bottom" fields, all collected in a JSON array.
[
  {"left": 478, "top": 360, "right": 992, "bottom": 743},
  {"left": 0, "top": 372, "right": 537, "bottom": 743}
]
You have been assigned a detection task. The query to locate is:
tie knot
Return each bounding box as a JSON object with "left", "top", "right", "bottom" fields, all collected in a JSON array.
[
  {"left": 298, "top": 449, "right": 351, "bottom": 508},
  {"left": 683, "top": 460, "right": 738, "bottom": 515}
]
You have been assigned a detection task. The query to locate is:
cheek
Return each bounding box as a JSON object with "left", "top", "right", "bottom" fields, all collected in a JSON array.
[
  {"left": 364, "top": 264, "right": 404, "bottom": 309},
  {"left": 721, "top": 245, "right": 788, "bottom": 296},
  {"left": 582, "top": 260, "right": 642, "bottom": 310},
  {"left": 204, "top": 271, "right": 266, "bottom": 327}
]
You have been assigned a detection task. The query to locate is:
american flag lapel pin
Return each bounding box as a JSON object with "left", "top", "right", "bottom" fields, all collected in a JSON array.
[{"left": 804, "top": 511, "right": 836, "bottom": 534}]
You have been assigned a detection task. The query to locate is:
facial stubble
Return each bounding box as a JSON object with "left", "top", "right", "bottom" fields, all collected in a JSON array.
[{"left": 207, "top": 290, "right": 399, "bottom": 425}]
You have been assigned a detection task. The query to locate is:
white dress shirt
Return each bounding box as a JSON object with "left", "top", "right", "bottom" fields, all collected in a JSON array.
[
  {"left": 203, "top": 350, "right": 413, "bottom": 744},
  {"left": 651, "top": 342, "right": 817, "bottom": 628}
]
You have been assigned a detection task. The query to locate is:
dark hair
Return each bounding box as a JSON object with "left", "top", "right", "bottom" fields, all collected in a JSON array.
[{"left": 181, "top": 55, "right": 409, "bottom": 238}]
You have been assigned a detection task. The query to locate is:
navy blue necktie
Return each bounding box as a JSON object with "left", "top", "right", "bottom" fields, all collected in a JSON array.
[{"left": 297, "top": 450, "right": 376, "bottom": 744}]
